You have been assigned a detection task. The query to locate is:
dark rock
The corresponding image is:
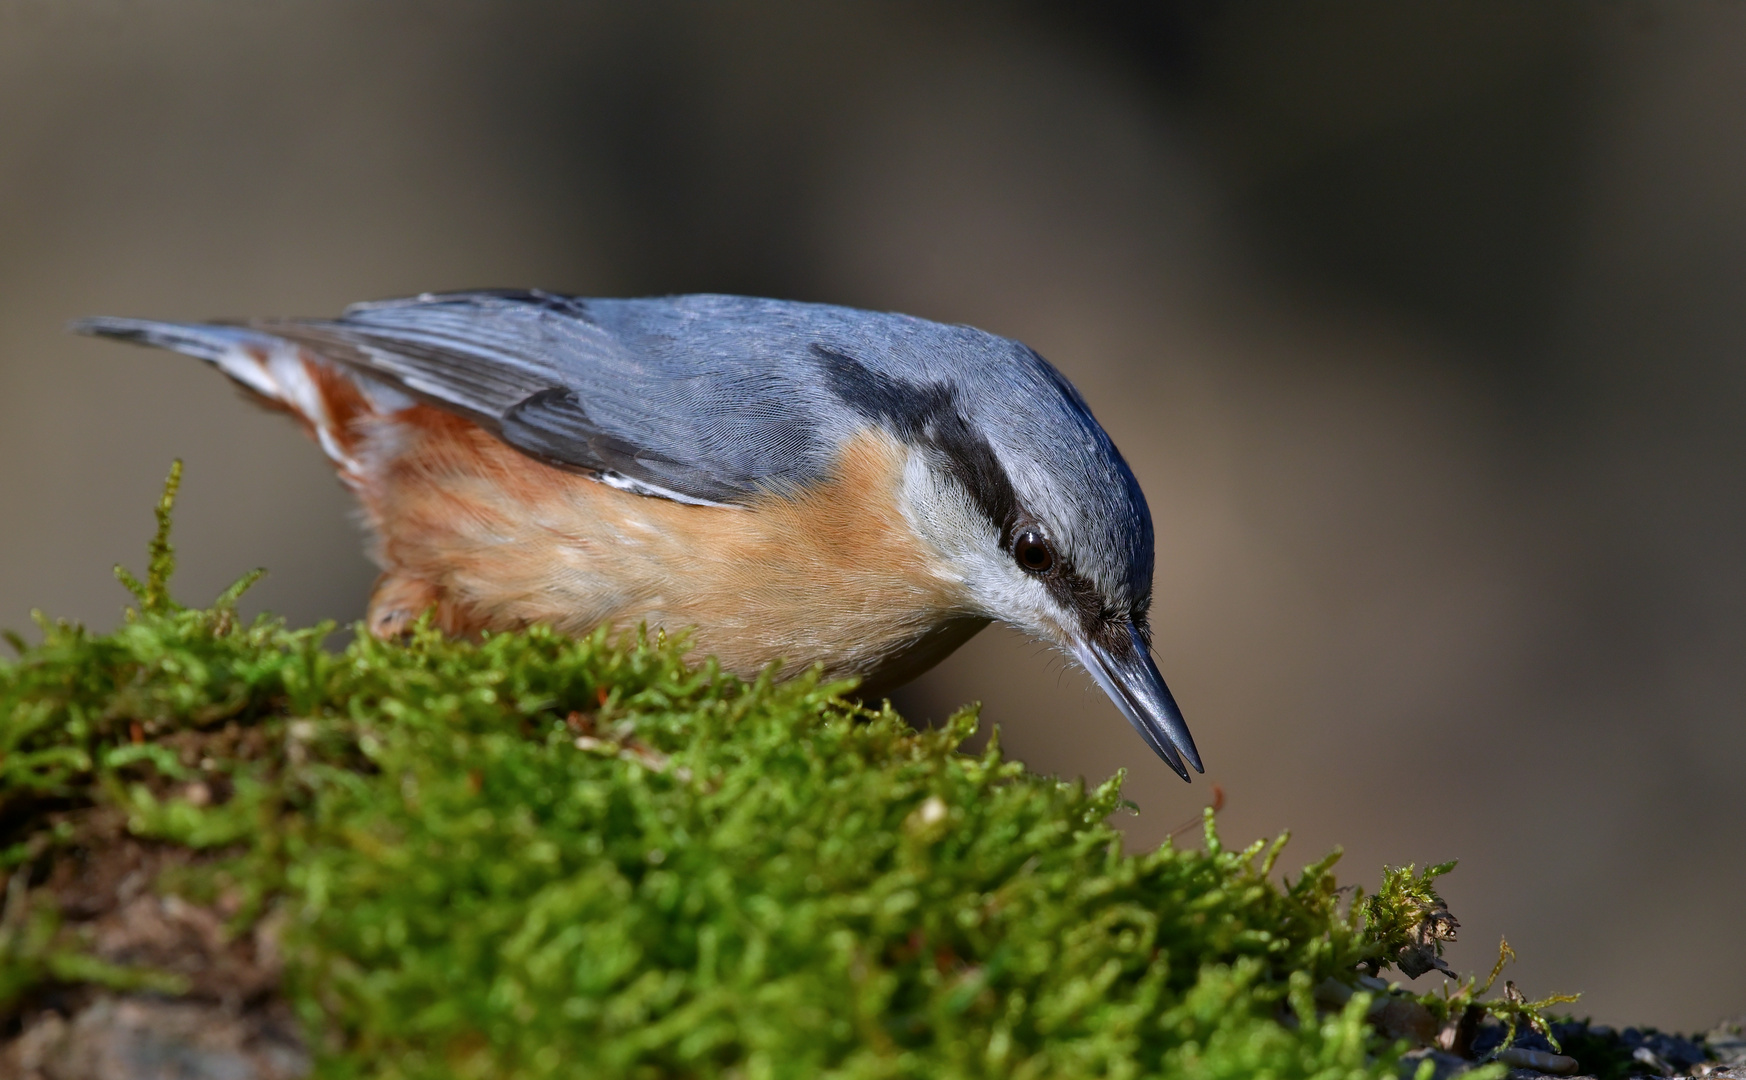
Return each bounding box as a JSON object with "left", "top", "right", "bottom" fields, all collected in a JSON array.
[{"left": 1400, "top": 1048, "right": 1479, "bottom": 1079}]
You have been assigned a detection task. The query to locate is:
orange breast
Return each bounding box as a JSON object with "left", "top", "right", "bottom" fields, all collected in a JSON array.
[{"left": 350, "top": 405, "right": 983, "bottom": 688}]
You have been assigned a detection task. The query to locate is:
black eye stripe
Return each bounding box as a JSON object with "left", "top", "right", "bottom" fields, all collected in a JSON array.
[
  {"left": 812, "top": 344, "right": 1023, "bottom": 538},
  {"left": 814, "top": 343, "right": 1128, "bottom": 634}
]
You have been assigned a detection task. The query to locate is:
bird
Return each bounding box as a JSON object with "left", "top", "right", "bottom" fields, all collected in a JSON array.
[{"left": 75, "top": 290, "right": 1203, "bottom": 779}]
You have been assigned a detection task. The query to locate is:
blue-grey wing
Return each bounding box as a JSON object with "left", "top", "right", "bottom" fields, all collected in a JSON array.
[{"left": 260, "top": 290, "right": 843, "bottom": 506}]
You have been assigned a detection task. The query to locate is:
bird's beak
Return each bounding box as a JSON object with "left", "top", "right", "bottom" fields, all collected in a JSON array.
[{"left": 1075, "top": 622, "right": 1203, "bottom": 781}]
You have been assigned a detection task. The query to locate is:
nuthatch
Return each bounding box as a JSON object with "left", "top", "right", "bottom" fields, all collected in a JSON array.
[{"left": 76, "top": 291, "right": 1203, "bottom": 778}]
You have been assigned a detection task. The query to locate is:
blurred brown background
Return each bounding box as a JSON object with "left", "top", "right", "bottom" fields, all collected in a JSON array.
[{"left": 2, "top": 1, "right": 1741, "bottom": 1029}]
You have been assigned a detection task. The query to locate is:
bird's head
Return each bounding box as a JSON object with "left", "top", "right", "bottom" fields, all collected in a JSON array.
[{"left": 813, "top": 336, "right": 1202, "bottom": 780}]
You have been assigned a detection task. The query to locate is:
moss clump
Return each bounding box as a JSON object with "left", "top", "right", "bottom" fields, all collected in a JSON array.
[{"left": 2, "top": 466, "right": 1554, "bottom": 1078}]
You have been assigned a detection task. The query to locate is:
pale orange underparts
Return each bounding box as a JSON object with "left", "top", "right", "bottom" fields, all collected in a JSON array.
[{"left": 274, "top": 358, "right": 988, "bottom": 693}]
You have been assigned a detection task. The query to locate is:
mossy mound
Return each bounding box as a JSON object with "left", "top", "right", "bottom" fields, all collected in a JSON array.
[{"left": 1, "top": 467, "right": 1582, "bottom": 1079}]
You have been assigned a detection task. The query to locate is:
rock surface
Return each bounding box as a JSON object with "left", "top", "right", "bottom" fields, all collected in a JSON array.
[{"left": 3, "top": 996, "right": 308, "bottom": 1080}]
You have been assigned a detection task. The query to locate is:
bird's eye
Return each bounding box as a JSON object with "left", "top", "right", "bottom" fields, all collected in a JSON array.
[{"left": 1014, "top": 532, "right": 1055, "bottom": 574}]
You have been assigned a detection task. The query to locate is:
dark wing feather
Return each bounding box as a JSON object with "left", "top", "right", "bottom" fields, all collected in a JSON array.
[{"left": 258, "top": 290, "right": 839, "bottom": 506}]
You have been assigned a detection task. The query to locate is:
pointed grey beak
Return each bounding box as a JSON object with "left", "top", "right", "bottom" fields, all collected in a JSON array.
[{"left": 1075, "top": 622, "right": 1203, "bottom": 781}]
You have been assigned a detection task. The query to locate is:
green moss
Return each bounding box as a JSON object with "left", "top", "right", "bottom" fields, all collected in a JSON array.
[{"left": 0, "top": 465, "right": 1559, "bottom": 1078}]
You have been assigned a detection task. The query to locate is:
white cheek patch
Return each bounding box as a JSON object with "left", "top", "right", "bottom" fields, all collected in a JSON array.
[
  {"left": 896, "top": 452, "right": 984, "bottom": 569},
  {"left": 896, "top": 451, "right": 1072, "bottom": 642}
]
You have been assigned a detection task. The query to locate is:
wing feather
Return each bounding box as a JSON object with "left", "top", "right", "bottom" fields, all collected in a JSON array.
[{"left": 255, "top": 290, "right": 838, "bottom": 506}]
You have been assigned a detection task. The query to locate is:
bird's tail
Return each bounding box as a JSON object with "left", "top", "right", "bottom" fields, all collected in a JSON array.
[{"left": 73, "top": 317, "right": 409, "bottom": 484}]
